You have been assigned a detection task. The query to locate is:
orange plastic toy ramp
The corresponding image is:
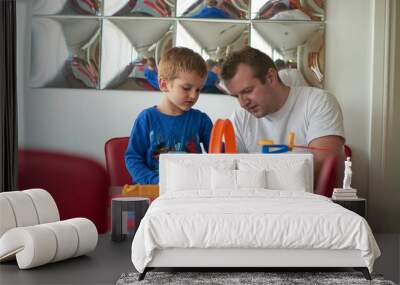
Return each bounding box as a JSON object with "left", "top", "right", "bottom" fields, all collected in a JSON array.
[{"left": 209, "top": 119, "right": 236, "bottom": 153}]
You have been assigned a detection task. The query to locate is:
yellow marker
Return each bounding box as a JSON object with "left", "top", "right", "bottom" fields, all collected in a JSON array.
[
  {"left": 257, "top": 139, "right": 274, "bottom": 145},
  {"left": 288, "top": 131, "right": 295, "bottom": 150}
]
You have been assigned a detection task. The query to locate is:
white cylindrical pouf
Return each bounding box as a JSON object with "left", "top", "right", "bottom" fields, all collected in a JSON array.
[
  {"left": 65, "top": 218, "right": 98, "bottom": 257},
  {"left": 42, "top": 221, "right": 79, "bottom": 262},
  {"left": 0, "top": 195, "right": 17, "bottom": 237},
  {"left": 0, "top": 226, "right": 57, "bottom": 269},
  {"left": 24, "top": 188, "right": 60, "bottom": 224},
  {"left": 1, "top": 192, "right": 39, "bottom": 227}
]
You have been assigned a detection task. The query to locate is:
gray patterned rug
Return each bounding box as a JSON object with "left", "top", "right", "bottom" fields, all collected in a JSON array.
[{"left": 116, "top": 271, "right": 396, "bottom": 285}]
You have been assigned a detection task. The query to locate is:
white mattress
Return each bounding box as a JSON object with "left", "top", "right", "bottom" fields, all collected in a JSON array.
[{"left": 131, "top": 190, "right": 380, "bottom": 273}]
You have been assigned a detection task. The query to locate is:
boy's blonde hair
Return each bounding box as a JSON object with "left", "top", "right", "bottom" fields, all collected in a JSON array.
[{"left": 158, "top": 47, "right": 207, "bottom": 81}]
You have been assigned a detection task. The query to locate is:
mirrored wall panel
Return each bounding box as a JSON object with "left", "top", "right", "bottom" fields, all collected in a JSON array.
[
  {"left": 104, "top": 0, "right": 176, "bottom": 17},
  {"left": 251, "top": 21, "right": 324, "bottom": 87},
  {"left": 33, "top": 0, "right": 102, "bottom": 16},
  {"left": 31, "top": 0, "right": 326, "bottom": 93},
  {"left": 101, "top": 19, "right": 174, "bottom": 90},
  {"left": 177, "top": 0, "right": 249, "bottom": 19},
  {"left": 31, "top": 18, "right": 101, "bottom": 88},
  {"left": 251, "top": 0, "right": 325, "bottom": 21},
  {"left": 176, "top": 20, "right": 249, "bottom": 94}
]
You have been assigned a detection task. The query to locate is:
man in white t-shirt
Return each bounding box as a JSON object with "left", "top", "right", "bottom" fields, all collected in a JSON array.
[{"left": 220, "top": 47, "right": 345, "bottom": 184}]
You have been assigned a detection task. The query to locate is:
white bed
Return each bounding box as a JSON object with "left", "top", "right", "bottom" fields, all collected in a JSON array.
[{"left": 131, "top": 154, "right": 380, "bottom": 280}]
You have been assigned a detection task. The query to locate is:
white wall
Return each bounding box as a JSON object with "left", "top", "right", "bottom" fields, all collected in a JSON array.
[
  {"left": 325, "top": 0, "right": 400, "bottom": 233},
  {"left": 18, "top": 0, "right": 374, "bottom": 197},
  {"left": 325, "top": 0, "right": 373, "bottom": 199},
  {"left": 23, "top": 89, "right": 238, "bottom": 162}
]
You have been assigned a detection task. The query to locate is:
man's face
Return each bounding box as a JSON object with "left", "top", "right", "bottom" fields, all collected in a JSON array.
[{"left": 225, "top": 64, "right": 278, "bottom": 118}]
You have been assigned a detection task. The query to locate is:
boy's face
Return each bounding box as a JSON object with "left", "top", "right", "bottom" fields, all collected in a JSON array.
[{"left": 160, "top": 71, "right": 206, "bottom": 113}]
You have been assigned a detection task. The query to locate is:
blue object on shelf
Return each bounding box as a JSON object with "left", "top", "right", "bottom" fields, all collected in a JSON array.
[{"left": 262, "top": 144, "right": 289, "bottom": 154}]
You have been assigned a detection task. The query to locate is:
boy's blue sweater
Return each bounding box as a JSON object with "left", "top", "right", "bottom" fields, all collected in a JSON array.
[
  {"left": 202, "top": 70, "right": 220, "bottom": 93},
  {"left": 144, "top": 67, "right": 159, "bottom": 90},
  {"left": 125, "top": 106, "right": 213, "bottom": 184},
  {"left": 192, "top": 6, "right": 232, "bottom": 19}
]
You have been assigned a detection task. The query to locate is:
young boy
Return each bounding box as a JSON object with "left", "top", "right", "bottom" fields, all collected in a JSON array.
[
  {"left": 125, "top": 47, "right": 213, "bottom": 185},
  {"left": 143, "top": 57, "right": 159, "bottom": 90}
]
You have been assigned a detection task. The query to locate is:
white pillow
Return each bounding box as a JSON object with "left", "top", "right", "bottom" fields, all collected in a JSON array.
[
  {"left": 211, "top": 168, "right": 236, "bottom": 190},
  {"left": 211, "top": 169, "right": 267, "bottom": 190},
  {"left": 167, "top": 160, "right": 235, "bottom": 191},
  {"left": 167, "top": 162, "right": 207, "bottom": 191},
  {"left": 265, "top": 162, "right": 308, "bottom": 191},
  {"left": 238, "top": 158, "right": 309, "bottom": 191},
  {"left": 237, "top": 169, "right": 267, "bottom": 189}
]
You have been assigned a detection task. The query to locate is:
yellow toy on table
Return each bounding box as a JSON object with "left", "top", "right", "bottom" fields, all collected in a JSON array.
[
  {"left": 121, "top": 184, "right": 159, "bottom": 201},
  {"left": 257, "top": 131, "right": 329, "bottom": 153}
]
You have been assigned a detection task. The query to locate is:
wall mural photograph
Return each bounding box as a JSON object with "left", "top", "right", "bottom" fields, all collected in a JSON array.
[{"left": 30, "top": 0, "right": 325, "bottom": 94}]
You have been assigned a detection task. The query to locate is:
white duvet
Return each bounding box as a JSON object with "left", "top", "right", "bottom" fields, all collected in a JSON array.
[{"left": 131, "top": 190, "right": 380, "bottom": 273}]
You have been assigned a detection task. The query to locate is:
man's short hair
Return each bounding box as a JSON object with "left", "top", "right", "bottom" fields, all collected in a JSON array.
[
  {"left": 158, "top": 47, "right": 207, "bottom": 80},
  {"left": 221, "top": 46, "right": 276, "bottom": 84}
]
